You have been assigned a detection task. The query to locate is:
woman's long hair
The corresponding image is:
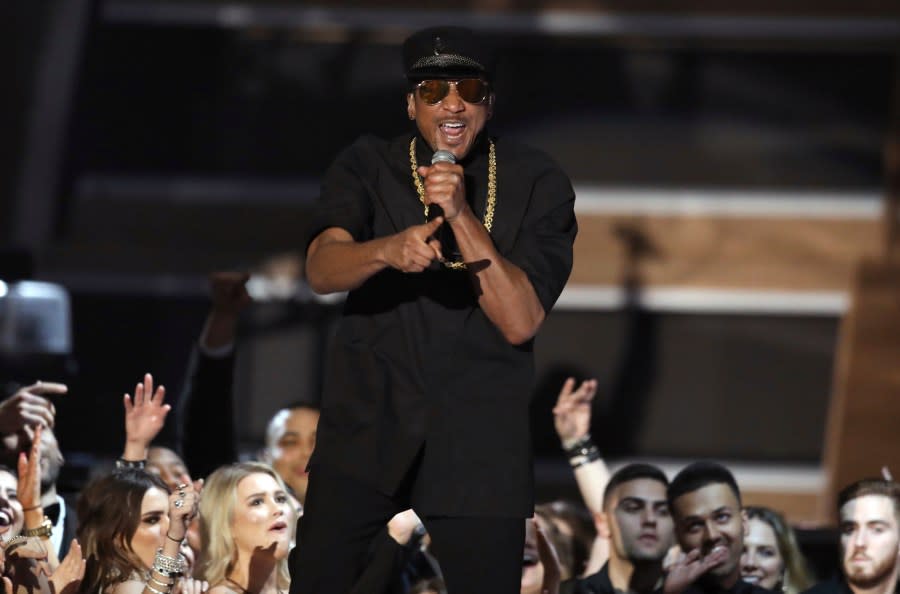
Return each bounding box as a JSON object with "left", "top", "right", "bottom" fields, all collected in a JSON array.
[
  {"left": 744, "top": 506, "right": 814, "bottom": 594},
  {"left": 198, "top": 462, "right": 292, "bottom": 590},
  {"left": 77, "top": 469, "right": 170, "bottom": 594}
]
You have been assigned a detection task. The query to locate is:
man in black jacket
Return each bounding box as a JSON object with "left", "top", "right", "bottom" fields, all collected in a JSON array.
[{"left": 291, "top": 25, "right": 576, "bottom": 594}]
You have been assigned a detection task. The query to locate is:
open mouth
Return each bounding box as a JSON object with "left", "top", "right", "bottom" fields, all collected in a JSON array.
[
  {"left": 439, "top": 121, "right": 466, "bottom": 140},
  {"left": 269, "top": 521, "right": 288, "bottom": 532}
]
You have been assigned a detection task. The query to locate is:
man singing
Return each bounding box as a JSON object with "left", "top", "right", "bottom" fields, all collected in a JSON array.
[{"left": 289, "top": 26, "right": 577, "bottom": 594}]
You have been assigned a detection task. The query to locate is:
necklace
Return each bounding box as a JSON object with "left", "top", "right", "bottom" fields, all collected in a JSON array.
[
  {"left": 222, "top": 577, "right": 283, "bottom": 594},
  {"left": 409, "top": 137, "right": 497, "bottom": 270}
]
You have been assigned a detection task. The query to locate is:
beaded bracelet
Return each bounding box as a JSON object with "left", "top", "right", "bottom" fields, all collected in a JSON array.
[
  {"left": 116, "top": 458, "right": 146, "bottom": 470},
  {"left": 152, "top": 548, "right": 187, "bottom": 577}
]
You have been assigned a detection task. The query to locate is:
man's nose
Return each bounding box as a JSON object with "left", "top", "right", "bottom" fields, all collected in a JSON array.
[
  {"left": 704, "top": 520, "right": 722, "bottom": 543},
  {"left": 441, "top": 86, "right": 465, "bottom": 111},
  {"left": 641, "top": 508, "right": 657, "bottom": 525},
  {"left": 853, "top": 527, "right": 868, "bottom": 548}
]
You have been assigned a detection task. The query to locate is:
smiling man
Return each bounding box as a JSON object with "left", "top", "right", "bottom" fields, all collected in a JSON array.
[
  {"left": 664, "top": 462, "right": 772, "bottom": 594},
  {"left": 803, "top": 479, "right": 900, "bottom": 594},
  {"left": 289, "top": 26, "right": 577, "bottom": 594}
]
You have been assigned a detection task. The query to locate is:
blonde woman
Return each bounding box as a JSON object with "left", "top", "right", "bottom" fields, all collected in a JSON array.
[{"left": 199, "top": 463, "right": 293, "bottom": 594}]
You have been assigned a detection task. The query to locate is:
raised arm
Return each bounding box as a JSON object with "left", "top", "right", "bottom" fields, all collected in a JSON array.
[
  {"left": 121, "top": 374, "right": 170, "bottom": 464},
  {"left": 553, "top": 378, "right": 609, "bottom": 514}
]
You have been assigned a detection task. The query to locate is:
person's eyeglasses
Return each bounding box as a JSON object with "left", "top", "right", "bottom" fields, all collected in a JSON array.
[{"left": 415, "top": 79, "right": 490, "bottom": 105}]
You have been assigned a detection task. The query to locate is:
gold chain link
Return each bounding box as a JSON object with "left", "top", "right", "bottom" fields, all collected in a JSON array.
[{"left": 409, "top": 137, "right": 496, "bottom": 270}]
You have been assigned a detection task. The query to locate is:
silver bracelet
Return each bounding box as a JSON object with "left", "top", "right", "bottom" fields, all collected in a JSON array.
[
  {"left": 153, "top": 548, "right": 186, "bottom": 577},
  {"left": 145, "top": 582, "right": 169, "bottom": 594}
]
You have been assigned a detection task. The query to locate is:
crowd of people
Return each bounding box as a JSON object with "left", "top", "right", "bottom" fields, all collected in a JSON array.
[
  {"left": 0, "top": 333, "right": 897, "bottom": 594},
  {"left": 1, "top": 23, "right": 897, "bottom": 594}
]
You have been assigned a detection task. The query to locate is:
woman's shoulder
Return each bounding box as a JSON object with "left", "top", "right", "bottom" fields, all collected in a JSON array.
[
  {"left": 106, "top": 578, "right": 148, "bottom": 594},
  {"left": 207, "top": 583, "right": 240, "bottom": 594}
]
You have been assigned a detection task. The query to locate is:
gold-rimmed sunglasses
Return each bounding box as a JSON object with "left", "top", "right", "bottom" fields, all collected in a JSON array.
[{"left": 415, "top": 79, "right": 490, "bottom": 105}]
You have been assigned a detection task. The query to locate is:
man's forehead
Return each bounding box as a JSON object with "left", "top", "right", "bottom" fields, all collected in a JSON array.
[
  {"left": 284, "top": 408, "right": 319, "bottom": 429},
  {"left": 612, "top": 477, "right": 668, "bottom": 504},
  {"left": 672, "top": 482, "right": 740, "bottom": 518},
  {"left": 840, "top": 494, "right": 899, "bottom": 525}
]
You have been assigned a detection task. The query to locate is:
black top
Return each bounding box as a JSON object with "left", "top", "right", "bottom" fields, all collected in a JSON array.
[
  {"left": 802, "top": 576, "right": 899, "bottom": 594},
  {"left": 577, "top": 563, "right": 616, "bottom": 594},
  {"left": 307, "top": 131, "right": 576, "bottom": 517},
  {"left": 672, "top": 578, "right": 775, "bottom": 594}
]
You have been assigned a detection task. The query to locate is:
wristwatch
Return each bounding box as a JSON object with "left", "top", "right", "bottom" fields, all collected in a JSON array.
[{"left": 21, "top": 517, "right": 53, "bottom": 538}]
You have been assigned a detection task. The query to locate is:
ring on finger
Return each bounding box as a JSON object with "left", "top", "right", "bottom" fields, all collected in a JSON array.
[{"left": 174, "top": 499, "right": 184, "bottom": 508}]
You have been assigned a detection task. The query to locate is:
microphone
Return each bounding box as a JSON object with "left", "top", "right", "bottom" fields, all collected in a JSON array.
[
  {"left": 431, "top": 150, "right": 456, "bottom": 165},
  {"left": 427, "top": 150, "right": 461, "bottom": 264}
]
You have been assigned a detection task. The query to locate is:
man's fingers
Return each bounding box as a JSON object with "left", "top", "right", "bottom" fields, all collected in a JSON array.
[
  {"left": 25, "top": 382, "right": 67, "bottom": 396},
  {"left": 422, "top": 216, "right": 444, "bottom": 235},
  {"left": 426, "top": 238, "right": 443, "bottom": 261}
]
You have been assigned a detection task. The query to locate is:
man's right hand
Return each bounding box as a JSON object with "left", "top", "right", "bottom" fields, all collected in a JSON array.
[
  {"left": 382, "top": 217, "right": 444, "bottom": 273},
  {"left": 0, "top": 381, "right": 67, "bottom": 433}
]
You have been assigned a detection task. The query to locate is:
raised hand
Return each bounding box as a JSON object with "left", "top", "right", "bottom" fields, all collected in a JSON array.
[
  {"left": 49, "top": 540, "right": 85, "bottom": 594},
  {"left": 208, "top": 272, "right": 251, "bottom": 317},
  {"left": 167, "top": 476, "right": 200, "bottom": 540},
  {"left": 0, "top": 381, "right": 67, "bottom": 433},
  {"left": 552, "top": 377, "right": 597, "bottom": 448},
  {"left": 382, "top": 218, "right": 444, "bottom": 273},
  {"left": 123, "top": 373, "right": 170, "bottom": 457},
  {"left": 17, "top": 424, "right": 43, "bottom": 514}
]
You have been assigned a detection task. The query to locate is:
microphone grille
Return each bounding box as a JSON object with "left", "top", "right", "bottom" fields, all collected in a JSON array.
[{"left": 431, "top": 150, "right": 457, "bottom": 165}]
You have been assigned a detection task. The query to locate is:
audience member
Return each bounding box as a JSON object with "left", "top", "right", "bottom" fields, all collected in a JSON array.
[
  {"left": 199, "top": 462, "right": 293, "bottom": 594},
  {"left": 76, "top": 469, "right": 203, "bottom": 594},
  {"left": 742, "top": 506, "right": 814, "bottom": 594},
  {"left": 0, "top": 379, "right": 74, "bottom": 558},
  {"left": 664, "top": 462, "right": 771, "bottom": 594},
  {"left": 0, "top": 465, "right": 23, "bottom": 542},
  {"left": 261, "top": 405, "right": 319, "bottom": 505},
  {"left": 802, "top": 479, "right": 900, "bottom": 594},
  {"left": 577, "top": 464, "right": 674, "bottom": 594}
]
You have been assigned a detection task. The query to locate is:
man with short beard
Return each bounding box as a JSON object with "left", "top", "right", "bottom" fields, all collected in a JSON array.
[
  {"left": 576, "top": 464, "right": 674, "bottom": 594},
  {"left": 663, "top": 462, "right": 772, "bottom": 594},
  {"left": 803, "top": 479, "right": 900, "bottom": 594}
]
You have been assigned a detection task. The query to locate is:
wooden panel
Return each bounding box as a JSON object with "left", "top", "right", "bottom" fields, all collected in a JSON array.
[
  {"left": 821, "top": 260, "right": 900, "bottom": 523},
  {"left": 742, "top": 490, "right": 822, "bottom": 526},
  {"left": 572, "top": 215, "right": 880, "bottom": 291}
]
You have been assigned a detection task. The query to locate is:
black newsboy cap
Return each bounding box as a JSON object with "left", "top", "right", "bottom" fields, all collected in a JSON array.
[{"left": 402, "top": 26, "right": 495, "bottom": 81}]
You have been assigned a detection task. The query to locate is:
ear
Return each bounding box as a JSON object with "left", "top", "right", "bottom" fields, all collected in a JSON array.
[
  {"left": 594, "top": 511, "right": 611, "bottom": 539},
  {"left": 406, "top": 93, "right": 416, "bottom": 121},
  {"left": 741, "top": 508, "right": 749, "bottom": 536}
]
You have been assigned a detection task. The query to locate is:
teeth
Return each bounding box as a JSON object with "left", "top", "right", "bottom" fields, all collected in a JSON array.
[{"left": 442, "top": 122, "right": 464, "bottom": 128}]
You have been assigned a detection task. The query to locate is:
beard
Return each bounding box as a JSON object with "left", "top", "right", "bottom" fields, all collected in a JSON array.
[{"left": 845, "top": 554, "right": 899, "bottom": 590}]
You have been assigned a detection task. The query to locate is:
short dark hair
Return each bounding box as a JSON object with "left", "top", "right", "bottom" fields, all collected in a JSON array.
[
  {"left": 603, "top": 463, "right": 669, "bottom": 510},
  {"left": 667, "top": 461, "right": 741, "bottom": 510},
  {"left": 837, "top": 478, "right": 900, "bottom": 518}
]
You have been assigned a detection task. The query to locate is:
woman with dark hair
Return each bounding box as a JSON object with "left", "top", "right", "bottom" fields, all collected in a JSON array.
[
  {"left": 76, "top": 469, "right": 201, "bottom": 594},
  {"left": 741, "top": 506, "right": 814, "bottom": 594}
]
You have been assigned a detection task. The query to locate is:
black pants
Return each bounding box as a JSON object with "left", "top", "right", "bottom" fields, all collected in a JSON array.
[{"left": 289, "top": 464, "right": 525, "bottom": 594}]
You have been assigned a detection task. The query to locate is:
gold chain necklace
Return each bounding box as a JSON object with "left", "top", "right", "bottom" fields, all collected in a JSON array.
[{"left": 409, "top": 137, "right": 497, "bottom": 270}]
